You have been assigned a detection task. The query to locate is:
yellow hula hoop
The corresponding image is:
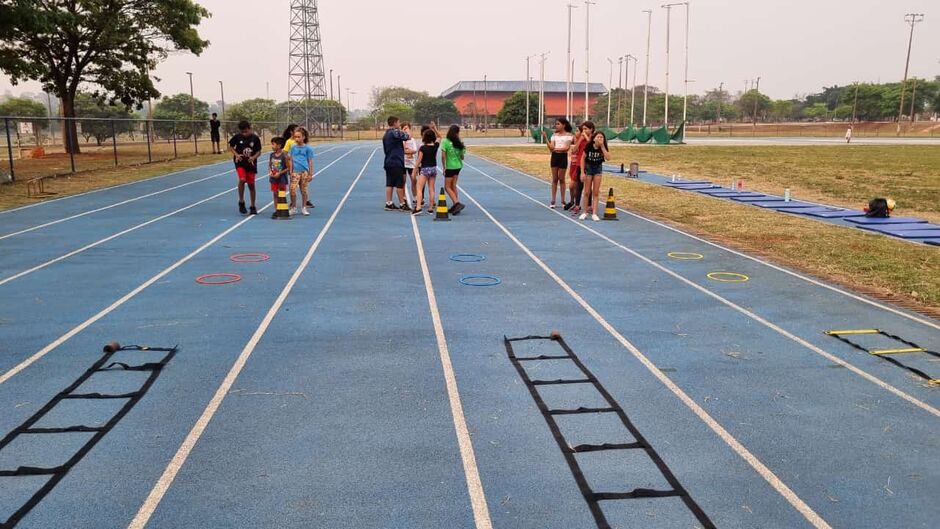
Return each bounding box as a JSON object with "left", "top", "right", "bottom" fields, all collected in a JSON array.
[
  {"left": 707, "top": 272, "right": 750, "bottom": 283},
  {"left": 667, "top": 252, "right": 704, "bottom": 260}
]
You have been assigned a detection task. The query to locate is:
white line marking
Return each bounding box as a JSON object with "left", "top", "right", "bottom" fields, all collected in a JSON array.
[
  {"left": 0, "top": 189, "right": 233, "bottom": 286},
  {"left": 473, "top": 155, "right": 940, "bottom": 331},
  {"left": 126, "top": 149, "right": 376, "bottom": 529},
  {"left": 409, "top": 202, "right": 494, "bottom": 529},
  {"left": 0, "top": 148, "right": 357, "bottom": 387},
  {"left": 458, "top": 185, "right": 833, "bottom": 529},
  {"left": 466, "top": 163, "right": 940, "bottom": 419},
  {"left": 0, "top": 145, "right": 342, "bottom": 216}
]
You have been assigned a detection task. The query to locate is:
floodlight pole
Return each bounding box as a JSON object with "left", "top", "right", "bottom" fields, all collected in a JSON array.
[
  {"left": 584, "top": 1, "right": 596, "bottom": 122},
  {"left": 483, "top": 74, "right": 488, "bottom": 129},
  {"left": 606, "top": 58, "right": 614, "bottom": 127},
  {"left": 525, "top": 55, "right": 535, "bottom": 133},
  {"left": 851, "top": 81, "right": 859, "bottom": 123},
  {"left": 662, "top": 3, "right": 683, "bottom": 127},
  {"left": 752, "top": 76, "right": 761, "bottom": 127},
  {"left": 566, "top": 4, "right": 578, "bottom": 121},
  {"left": 897, "top": 13, "right": 924, "bottom": 135},
  {"left": 329, "top": 69, "right": 334, "bottom": 101},
  {"left": 682, "top": 2, "right": 690, "bottom": 123},
  {"left": 717, "top": 81, "right": 723, "bottom": 124},
  {"left": 219, "top": 81, "right": 226, "bottom": 120},
  {"left": 539, "top": 52, "right": 549, "bottom": 136},
  {"left": 618, "top": 56, "right": 625, "bottom": 128},
  {"left": 642, "top": 9, "right": 652, "bottom": 127},
  {"left": 627, "top": 54, "right": 638, "bottom": 126},
  {"left": 186, "top": 72, "right": 196, "bottom": 153}
]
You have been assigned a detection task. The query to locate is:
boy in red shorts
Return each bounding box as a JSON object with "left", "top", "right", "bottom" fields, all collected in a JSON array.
[
  {"left": 268, "top": 136, "right": 290, "bottom": 218},
  {"left": 229, "top": 120, "right": 262, "bottom": 214}
]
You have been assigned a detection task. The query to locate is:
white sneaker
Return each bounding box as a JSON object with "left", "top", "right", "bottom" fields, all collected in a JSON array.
[
  {"left": 301, "top": 207, "right": 310, "bottom": 216},
  {"left": 591, "top": 213, "right": 600, "bottom": 222},
  {"left": 578, "top": 212, "right": 588, "bottom": 221},
  {"left": 289, "top": 207, "right": 297, "bottom": 215}
]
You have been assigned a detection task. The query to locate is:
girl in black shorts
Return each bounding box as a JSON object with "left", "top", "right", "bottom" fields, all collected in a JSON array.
[{"left": 547, "top": 118, "right": 574, "bottom": 208}]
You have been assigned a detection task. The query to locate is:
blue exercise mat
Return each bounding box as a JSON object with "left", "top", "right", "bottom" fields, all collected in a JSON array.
[
  {"left": 778, "top": 206, "right": 845, "bottom": 215},
  {"left": 665, "top": 184, "right": 720, "bottom": 190},
  {"left": 925, "top": 239, "right": 940, "bottom": 247},
  {"left": 697, "top": 189, "right": 745, "bottom": 196},
  {"left": 801, "top": 209, "right": 867, "bottom": 218},
  {"left": 874, "top": 228, "right": 940, "bottom": 239},
  {"left": 698, "top": 190, "right": 763, "bottom": 198},
  {"left": 845, "top": 216, "right": 928, "bottom": 225},
  {"left": 750, "top": 201, "right": 819, "bottom": 209},
  {"left": 858, "top": 223, "right": 940, "bottom": 234},
  {"left": 664, "top": 180, "right": 712, "bottom": 186},
  {"left": 731, "top": 195, "right": 784, "bottom": 203}
]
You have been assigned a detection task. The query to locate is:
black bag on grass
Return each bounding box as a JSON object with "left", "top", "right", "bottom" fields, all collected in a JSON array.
[{"left": 866, "top": 198, "right": 890, "bottom": 218}]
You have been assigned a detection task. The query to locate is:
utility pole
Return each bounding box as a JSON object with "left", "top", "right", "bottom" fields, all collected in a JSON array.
[
  {"left": 682, "top": 2, "right": 690, "bottom": 123},
  {"left": 897, "top": 13, "right": 924, "bottom": 135},
  {"left": 329, "top": 69, "right": 334, "bottom": 101},
  {"left": 716, "top": 81, "right": 723, "bottom": 124},
  {"left": 186, "top": 72, "right": 196, "bottom": 152},
  {"left": 584, "top": 1, "right": 596, "bottom": 122},
  {"left": 662, "top": 3, "right": 683, "bottom": 127},
  {"left": 539, "top": 52, "right": 549, "bottom": 136},
  {"left": 606, "top": 57, "right": 614, "bottom": 127},
  {"left": 628, "top": 55, "right": 638, "bottom": 126},
  {"left": 642, "top": 9, "right": 652, "bottom": 127},
  {"left": 851, "top": 81, "right": 859, "bottom": 123},
  {"left": 566, "top": 4, "right": 578, "bottom": 121},
  {"left": 219, "top": 81, "right": 226, "bottom": 120},
  {"left": 266, "top": 81, "right": 270, "bottom": 100},
  {"left": 618, "top": 56, "right": 625, "bottom": 128},
  {"left": 909, "top": 77, "right": 918, "bottom": 123},
  {"left": 483, "top": 74, "right": 488, "bottom": 130},
  {"left": 752, "top": 76, "right": 761, "bottom": 126},
  {"left": 526, "top": 55, "right": 535, "bottom": 134},
  {"left": 45, "top": 91, "right": 54, "bottom": 145}
]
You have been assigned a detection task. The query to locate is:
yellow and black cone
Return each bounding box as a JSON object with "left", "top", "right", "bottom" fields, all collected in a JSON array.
[
  {"left": 275, "top": 189, "right": 290, "bottom": 219},
  {"left": 603, "top": 188, "right": 618, "bottom": 221},
  {"left": 434, "top": 187, "right": 450, "bottom": 222}
]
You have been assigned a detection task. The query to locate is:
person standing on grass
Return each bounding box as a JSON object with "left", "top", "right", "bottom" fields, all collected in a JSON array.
[
  {"left": 547, "top": 118, "right": 574, "bottom": 208},
  {"left": 569, "top": 121, "right": 594, "bottom": 215},
  {"left": 289, "top": 127, "right": 316, "bottom": 216},
  {"left": 229, "top": 120, "right": 262, "bottom": 215},
  {"left": 845, "top": 125, "right": 853, "bottom": 144},
  {"left": 402, "top": 122, "right": 419, "bottom": 206},
  {"left": 382, "top": 116, "right": 411, "bottom": 211},
  {"left": 441, "top": 125, "right": 466, "bottom": 215},
  {"left": 209, "top": 113, "right": 222, "bottom": 154},
  {"left": 412, "top": 128, "right": 440, "bottom": 215},
  {"left": 579, "top": 131, "right": 610, "bottom": 222},
  {"left": 268, "top": 136, "right": 290, "bottom": 219}
]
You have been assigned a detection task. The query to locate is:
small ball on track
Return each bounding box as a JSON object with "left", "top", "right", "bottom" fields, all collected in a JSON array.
[
  {"left": 550, "top": 330, "right": 561, "bottom": 340},
  {"left": 103, "top": 341, "right": 121, "bottom": 353}
]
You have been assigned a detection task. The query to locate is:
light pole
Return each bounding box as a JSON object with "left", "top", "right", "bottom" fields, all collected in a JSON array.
[
  {"left": 897, "top": 13, "right": 924, "bottom": 135},
  {"left": 627, "top": 54, "right": 638, "bottom": 126},
  {"left": 851, "top": 81, "right": 859, "bottom": 123},
  {"left": 526, "top": 55, "right": 536, "bottom": 134},
  {"left": 345, "top": 88, "right": 352, "bottom": 129},
  {"left": 617, "top": 56, "right": 625, "bottom": 128},
  {"left": 483, "top": 74, "right": 488, "bottom": 129},
  {"left": 752, "top": 76, "right": 761, "bottom": 127},
  {"left": 662, "top": 3, "right": 683, "bottom": 127},
  {"left": 584, "top": 1, "right": 596, "bottom": 122},
  {"left": 329, "top": 69, "right": 334, "bottom": 101},
  {"left": 539, "top": 52, "right": 548, "bottom": 137},
  {"left": 186, "top": 72, "right": 196, "bottom": 152},
  {"left": 716, "top": 81, "right": 723, "bottom": 124},
  {"left": 681, "top": 2, "right": 690, "bottom": 123},
  {"left": 606, "top": 57, "right": 614, "bottom": 127},
  {"left": 219, "top": 81, "right": 226, "bottom": 120},
  {"left": 642, "top": 9, "right": 652, "bottom": 127},
  {"left": 566, "top": 3, "right": 578, "bottom": 121}
]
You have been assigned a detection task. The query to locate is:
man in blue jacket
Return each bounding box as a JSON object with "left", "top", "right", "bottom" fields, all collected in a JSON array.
[{"left": 382, "top": 116, "right": 411, "bottom": 211}]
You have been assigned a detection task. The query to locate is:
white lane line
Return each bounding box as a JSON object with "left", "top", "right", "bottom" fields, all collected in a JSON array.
[
  {"left": 466, "top": 163, "right": 940, "bottom": 419},
  {"left": 472, "top": 155, "right": 940, "bottom": 331},
  {"left": 126, "top": 149, "right": 377, "bottom": 529},
  {"left": 0, "top": 189, "right": 231, "bottom": 286},
  {"left": 458, "top": 185, "right": 833, "bottom": 529},
  {"left": 0, "top": 145, "right": 342, "bottom": 216},
  {"left": 0, "top": 147, "right": 349, "bottom": 286},
  {"left": 0, "top": 148, "right": 357, "bottom": 387},
  {"left": 409, "top": 205, "right": 494, "bottom": 529}
]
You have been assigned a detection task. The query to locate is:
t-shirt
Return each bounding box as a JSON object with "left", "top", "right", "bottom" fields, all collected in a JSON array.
[
  {"left": 285, "top": 137, "right": 296, "bottom": 153},
  {"left": 229, "top": 133, "right": 262, "bottom": 171},
  {"left": 583, "top": 143, "right": 605, "bottom": 167},
  {"left": 268, "top": 151, "right": 289, "bottom": 185},
  {"left": 382, "top": 128, "right": 410, "bottom": 168},
  {"left": 441, "top": 138, "right": 465, "bottom": 170},
  {"left": 209, "top": 119, "right": 221, "bottom": 136},
  {"left": 552, "top": 133, "right": 574, "bottom": 152},
  {"left": 419, "top": 143, "right": 439, "bottom": 168},
  {"left": 404, "top": 137, "right": 418, "bottom": 169},
  {"left": 571, "top": 137, "right": 588, "bottom": 163},
  {"left": 289, "top": 143, "right": 315, "bottom": 174}
]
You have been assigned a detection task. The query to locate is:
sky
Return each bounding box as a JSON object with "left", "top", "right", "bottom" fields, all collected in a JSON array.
[{"left": 1, "top": 0, "right": 938, "bottom": 110}]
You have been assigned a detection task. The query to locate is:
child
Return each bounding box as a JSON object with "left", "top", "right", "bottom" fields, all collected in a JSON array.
[
  {"left": 441, "top": 125, "right": 466, "bottom": 215},
  {"left": 413, "top": 128, "right": 440, "bottom": 215},
  {"left": 547, "top": 118, "right": 573, "bottom": 208},
  {"left": 209, "top": 113, "right": 222, "bottom": 154},
  {"left": 382, "top": 116, "right": 411, "bottom": 211},
  {"left": 289, "top": 127, "right": 315, "bottom": 216},
  {"left": 579, "top": 131, "right": 610, "bottom": 222},
  {"left": 402, "top": 122, "right": 419, "bottom": 204},
  {"left": 268, "top": 137, "right": 290, "bottom": 218},
  {"left": 228, "top": 120, "right": 262, "bottom": 215},
  {"left": 569, "top": 121, "right": 594, "bottom": 215}
]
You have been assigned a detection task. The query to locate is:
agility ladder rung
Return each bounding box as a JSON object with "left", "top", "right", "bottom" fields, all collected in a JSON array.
[
  {"left": 825, "top": 329, "right": 880, "bottom": 335},
  {"left": 869, "top": 347, "right": 926, "bottom": 355}
]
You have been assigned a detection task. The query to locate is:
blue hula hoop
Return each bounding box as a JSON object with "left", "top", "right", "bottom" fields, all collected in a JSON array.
[
  {"left": 459, "top": 274, "right": 502, "bottom": 287},
  {"left": 450, "top": 253, "right": 487, "bottom": 263}
]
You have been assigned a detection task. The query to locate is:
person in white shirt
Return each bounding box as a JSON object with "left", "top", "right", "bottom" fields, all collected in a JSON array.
[
  {"left": 547, "top": 118, "right": 574, "bottom": 208},
  {"left": 402, "top": 122, "right": 419, "bottom": 206},
  {"left": 845, "top": 125, "right": 853, "bottom": 144}
]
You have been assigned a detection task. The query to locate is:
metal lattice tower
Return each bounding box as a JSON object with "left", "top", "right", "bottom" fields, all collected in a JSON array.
[{"left": 288, "top": 0, "right": 328, "bottom": 134}]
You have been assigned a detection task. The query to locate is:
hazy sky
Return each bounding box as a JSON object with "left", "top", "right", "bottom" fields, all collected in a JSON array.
[{"left": 2, "top": 0, "right": 938, "bottom": 109}]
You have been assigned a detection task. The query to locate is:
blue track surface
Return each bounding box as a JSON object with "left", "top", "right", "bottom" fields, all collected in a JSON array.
[{"left": 1, "top": 144, "right": 938, "bottom": 529}]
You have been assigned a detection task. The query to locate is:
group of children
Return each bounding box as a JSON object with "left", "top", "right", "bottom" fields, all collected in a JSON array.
[
  {"left": 227, "top": 120, "right": 316, "bottom": 218},
  {"left": 546, "top": 119, "right": 611, "bottom": 221},
  {"left": 382, "top": 116, "right": 467, "bottom": 216}
]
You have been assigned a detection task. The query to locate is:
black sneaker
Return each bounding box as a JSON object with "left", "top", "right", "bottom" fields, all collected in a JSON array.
[
  {"left": 563, "top": 201, "right": 574, "bottom": 211},
  {"left": 399, "top": 202, "right": 411, "bottom": 211},
  {"left": 249, "top": 206, "right": 258, "bottom": 215},
  {"left": 412, "top": 208, "right": 422, "bottom": 216},
  {"left": 238, "top": 202, "right": 248, "bottom": 214},
  {"left": 305, "top": 201, "right": 314, "bottom": 208},
  {"left": 385, "top": 202, "right": 396, "bottom": 211},
  {"left": 270, "top": 212, "right": 278, "bottom": 219},
  {"left": 452, "top": 202, "right": 465, "bottom": 215}
]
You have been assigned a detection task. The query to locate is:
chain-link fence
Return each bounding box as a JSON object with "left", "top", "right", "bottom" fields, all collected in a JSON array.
[{"left": 0, "top": 115, "right": 348, "bottom": 184}]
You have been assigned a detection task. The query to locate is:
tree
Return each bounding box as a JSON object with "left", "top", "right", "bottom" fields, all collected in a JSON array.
[
  {"left": 226, "top": 98, "right": 277, "bottom": 134},
  {"left": 275, "top": 99, "right": 347, "bottom": 134},
  {"left": 738, "top": 90, "right": 772, "bottom": 121},
  {"left": 802, "top": 102, "right": 829, "bottom": 121},
  {"left": 0, "top": 96, "right": 47, "bottom": 144},
  {"left": 378, "top": 101, "right": 415, "bottom": 124},
  {"left": 495, "top": 91, "right": 540, "bottom": 133},
  {"left": 74, "top": 92, "right": 136, "bottom": 145},
  {"left": 152, "top": 93, "right": 210, "bottom": 139},
  {"left": 413, "top": 97, "right": 459, "bottom": 125},
  {"left": 370, "top": 86, "right": 428, "bottom": 109},
  {"left": 0, "top": 0, "right": 209, "bottom": 154}
]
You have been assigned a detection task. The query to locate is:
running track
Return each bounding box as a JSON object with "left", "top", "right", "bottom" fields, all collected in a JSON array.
[{"left": 0, "top": 144, "right": 937, "bottom": 529}]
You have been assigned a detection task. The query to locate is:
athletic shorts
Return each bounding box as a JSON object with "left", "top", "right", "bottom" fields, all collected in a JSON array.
[
  {"left": 385, "top": 166, "right": 406, "bottom": 188},
  {"left": 270, "top": 180, "right": 287, "bottom": 192},
  {"left": 550, "top": 151, "right": 569, "bottom": 169},
  {"left": 236, "top": 167, "right": 256, "bottom": 185},
  {"left": 569, "top": 163, "right": 581, "bottom": 182},
  {"left": 584, "top": 163, "right": 604, "bottom": 177},
  {"left": 290, "top": 171, "right": 311, "bottom": 191},
  {"left": 419, "top": 166, "right": 438, "bottom": 178},
  {"left": 211, "top": 132, "right": 221, "bottom": 142},
  {"left": 444, "top": 168, "right": 461, "bottom": 178}
]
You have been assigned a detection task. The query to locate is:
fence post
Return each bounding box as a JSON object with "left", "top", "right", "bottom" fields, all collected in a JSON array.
[
  {"left": 192, "top": 120, "right": 198, "bottom": 154},
  {"left": 68, "top": 118, "right": 76, "bottom": 174},
  {"left": 172, "top": 122, "right": 178, "bottom": 159},
  {"left": 145, "top": 119, "right": 152, "bottom": 163},
  {"left": 111, "top": 119, "right": 118, "bottom": 166},
  {"left": 4, "top": 118, "right": 14, "bottom": 182}
]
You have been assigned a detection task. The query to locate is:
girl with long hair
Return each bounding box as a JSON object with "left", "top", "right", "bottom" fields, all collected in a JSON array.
[
  {"left": 579, "top": 131, "right": 610, "bottom": 222},
  {"left": 547, "top": 118, "right": 574, "bottom": 208},
  {"left": 441, "top": 125, "right": 466, "bottom": 215}
]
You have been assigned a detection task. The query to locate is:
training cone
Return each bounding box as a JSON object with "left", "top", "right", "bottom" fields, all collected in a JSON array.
[
  {"left": 275, "top": 188, "right": 290, "bottom": 219},
  {"left": 603, "top": 188, "right": 618, "bottom": 221},
  {"left": 434, "top": 187, "right": 450, "bottom": 221}
]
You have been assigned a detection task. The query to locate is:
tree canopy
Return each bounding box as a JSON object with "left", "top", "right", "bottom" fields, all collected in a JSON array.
[
  {"left": 413, "top": 97, "right": 459, "bottom": 125},
  {"left": 74, "top": 92, "right": 137, "bottom": 145},
  {"left": 496, "top": 92, "right": 540, "bottom": 130},
  {"left": 371, "top": 86, "right": 429, "bottom": 110},
  {"left": 152, "top": 93, "right": 210, "bottom": 139}
]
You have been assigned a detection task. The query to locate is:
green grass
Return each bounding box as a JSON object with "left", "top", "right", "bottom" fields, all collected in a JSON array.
[{"left": 473, "top": 145, "right": 940, "bottom": 314}]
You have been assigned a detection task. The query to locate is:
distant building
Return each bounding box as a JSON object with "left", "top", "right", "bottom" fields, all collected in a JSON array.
[{"left": 441, "top": 80, "right": 607, "bottom": 124}]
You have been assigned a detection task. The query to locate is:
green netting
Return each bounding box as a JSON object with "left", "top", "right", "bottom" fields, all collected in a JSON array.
[
  {"left": 528, "top": 126, "right": 554, "bottom": 143},
  {"left": 530, "top": 122, "right": 684, "bottom": 144}
]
